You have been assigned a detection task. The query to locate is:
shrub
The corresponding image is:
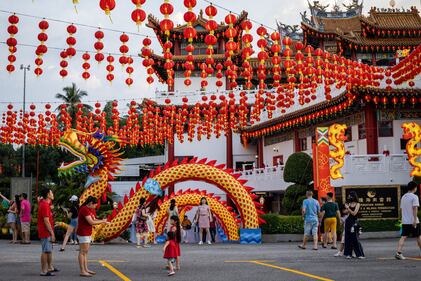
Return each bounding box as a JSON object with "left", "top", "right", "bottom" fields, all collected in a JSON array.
[
  {"left": 282, "top": 184, "right": 309, "bottom": 214},
  {"left": 283, "top": 152, "right": 313, "bottom": 185},
  {"left": 261, "top": 214, "right": 304, "bottom": 234},
  {"left": 359, "top": 220, "right": 400, "bottom": 232}
]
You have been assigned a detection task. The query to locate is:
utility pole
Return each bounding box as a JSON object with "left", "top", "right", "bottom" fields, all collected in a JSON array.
[{"left": 20, "top": 64, "right": 30, "bottom": 178}]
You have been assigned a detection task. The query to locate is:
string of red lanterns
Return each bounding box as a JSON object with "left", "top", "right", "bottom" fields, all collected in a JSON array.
[
  {"left": 6, "top": 14, "right": 19, "bottom": 73},
  {"left": 34, "top": 19, "right": 49, "bottom": 76}
]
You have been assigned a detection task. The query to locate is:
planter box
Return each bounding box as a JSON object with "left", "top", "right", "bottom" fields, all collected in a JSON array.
[{"left": 262, "top": 231, "right": 400, "bottom": 243}]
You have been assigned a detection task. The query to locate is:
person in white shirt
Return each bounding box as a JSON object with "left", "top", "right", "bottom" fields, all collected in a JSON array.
[{"left": 395, "top": 181, "right": 421, "bottom": 260}]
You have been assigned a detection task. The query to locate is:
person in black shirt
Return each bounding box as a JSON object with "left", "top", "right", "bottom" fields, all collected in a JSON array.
[{"left": 60, "top": 195, "right": 79, "bottom": 251}]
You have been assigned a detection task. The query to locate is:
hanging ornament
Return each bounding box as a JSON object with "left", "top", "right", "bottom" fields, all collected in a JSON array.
[
  {"left": 241, "top": 20, "right": 253, "bottom": 89},
  {"left": 215, "top": 63, "right": 223, "bottom": 88},
  {"left": 6, "top": 14, "right": 19, "bottom": 73},
  {"left": 106, "top": 54, "right": 115, "bottom": 82},
  {"left": 119, "top": 33, "right": 129, "bottom": 66},
  {"left": 99, "top": 0, "right": 116, "bottom": 21},
  {"left": 224, "top": 13, "right": 238, "bottom": 89},
  {"left": 59, "top": 50, "right": 69, "bottom": 78},
  {"left": 204, "top": 3, "right": 218, "bottom": 90},
  {"left": 271, "top": 31, "right": 281, "bottom": 88},
  {"left": 66, "top": 24, "right": 77, "bottom": 58},
  {"left": 160, "top": 0, "right": 175, "bottom": 87},
  {"left": 94, "top": 29, "right": 105, "bottom": 63},
  {"left": 141, "top": 37, "right": 154, "bottom": 84},
  {"left": 72, "top": 0, "right": 79, "bottom": 13},
  {"left": 182, "top": 0, "right": 197, "bottom": 87},
  {"left": 34, "top": 19, "right": 49, "bottom": 76},
  {"left": 82, "top": 52, "right": 91, "bottom": 80},
  {"left": 125, "top": 56, "right": 134, "bottom": 86},
  {"left": 256, "top": 26, "right": 268, "bottom": 90},
  {"left": 131, "top": 0, "right": 146, "bottom": 30}
]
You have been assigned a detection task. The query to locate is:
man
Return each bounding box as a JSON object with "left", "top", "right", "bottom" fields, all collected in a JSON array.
[
  {"left": 320, "top": 192, "right": 340, "bottom": 249},
  {"left": 395, "top": 181, "right": 421, "bottom": 260},
  {"left": 20, "top": 193, "right": 31, "bottom": 244},
  {"left": 299, "top": 190, "right": 321, "bottom": 250},
  {"left": 209, "top": 213, "right": 217, "bottom": 243},
  {"left": 37, "top": 188, "right": 59, "bottom": 276}
]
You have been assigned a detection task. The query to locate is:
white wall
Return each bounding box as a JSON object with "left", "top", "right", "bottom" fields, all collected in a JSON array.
[
  {"left": 174, "top": 76, "right": 224, "bottom": 92},
  {"left": 263, "top": 139, "right": 294, "bottom": 166}
]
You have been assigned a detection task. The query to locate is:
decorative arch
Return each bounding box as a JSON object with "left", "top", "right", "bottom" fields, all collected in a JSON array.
[
  {"left": 153, "top": 189, "right": 240, "bottom": 241},
  {"left": 93, "top": 158, "right": 263, "bottom": 242}
]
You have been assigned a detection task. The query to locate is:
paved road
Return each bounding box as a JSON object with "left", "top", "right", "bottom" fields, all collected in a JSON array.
[{"left": 0, "top": 239, "right": 420, "bottom": 281}]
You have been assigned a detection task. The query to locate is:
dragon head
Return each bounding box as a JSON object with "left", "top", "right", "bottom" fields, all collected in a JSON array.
[
  {"left": 329, "top": 124, "right": 348, "bottom": 142},
  {"left": 58, "top": 129, "right": 123, "bottom": 177},
  {"left": 401, "top": 122, "right": 419, "bottom": 140}
]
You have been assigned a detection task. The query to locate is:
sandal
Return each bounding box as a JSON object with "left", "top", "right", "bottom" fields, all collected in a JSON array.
[
  {"left": 59, "top": 248, "right": 65, "bottom": 252},
  {"left": 168, "top": 271, "right": 175, "bottom": 276},
  {"left": 331, "top": 246, "right": 337, "bottom": 250},
  {"left": 298, "top": 245, "right": 306, "bottom": 250},
  {"left": 313, "top": 248, "right": 318, "bottom": 251},
  {"left": 49, "top": 267, "right": 60, "bottom": 272},
  {"left": 87, "top": 271, "right": 96, "bottom": 275},
  {"left": 80, "top": 273, "right": 93, "bottom": 278}
]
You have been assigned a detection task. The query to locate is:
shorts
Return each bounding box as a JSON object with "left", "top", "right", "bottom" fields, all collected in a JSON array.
[
  {"left": 21, "top": 222, "right": 30, "bottom": 232},
  {"left": 77, "top": 235, "right": 92, "bottom": 244},
  {"left": 304, "top": 221, "right": 318, "bottom": 237},
  {"left": 7, "top": 213, "right": 16, "bottom": 224},
  {"left": 69, "top": 218, "right": 78, "bottom": 228},
  {"left": 41, "top": 237, "right": 53, "bottom": 253},
  {"left": 401, "top": 224, "right": 421, "bottom": 237},
  {"left": 324, "top": 218, "right": 337, "bottom": 233}
]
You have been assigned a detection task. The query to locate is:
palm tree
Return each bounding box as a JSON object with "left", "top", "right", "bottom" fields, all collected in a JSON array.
[{"left": 55, "top": 83, "right": 92, "bottom": 127}]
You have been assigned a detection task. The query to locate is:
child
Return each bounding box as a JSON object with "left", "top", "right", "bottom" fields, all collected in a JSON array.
[
  {"left": 168, "top": 215, "right": 182, "bottom": 270},
  {"left": 334, "top": 207, "right": 349, "bottom": 257},
  {"left": 163, "top": 231, "right": 177, "bottom": 276}
]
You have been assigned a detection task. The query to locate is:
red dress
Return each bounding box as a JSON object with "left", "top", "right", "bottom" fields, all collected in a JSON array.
[
  {"left": 169, "top": 225, "right": 181, "bottom": 257},
  {"left": 163, "top": 240, "right": 178, "bottom": 259}
]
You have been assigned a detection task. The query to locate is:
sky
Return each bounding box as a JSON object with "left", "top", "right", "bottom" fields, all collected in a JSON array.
[{"left": 0, "top": 0, "right": 419, "bottom": 113}]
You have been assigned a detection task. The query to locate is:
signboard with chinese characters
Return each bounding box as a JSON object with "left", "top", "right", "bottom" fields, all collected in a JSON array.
[{"left": 341, "top": 185, "right": 401, "bottom": 220}]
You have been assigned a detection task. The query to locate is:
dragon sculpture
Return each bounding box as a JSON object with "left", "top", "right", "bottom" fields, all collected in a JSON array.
[
  {"left": 402, "top": 122, "right": 421, "bottom": 177},
  {"left": 58, "top": 129, "right": 123, "bottom": 205},
  {"left": 58, "top": 130, "right": 263, "bottom": 242},
  {"left": 328, "top": 124, "right": 348, "bottom": 180}
]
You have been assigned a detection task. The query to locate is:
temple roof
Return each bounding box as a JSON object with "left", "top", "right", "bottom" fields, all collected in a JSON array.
[
  {"left": 362, "top": 7, "right": 421, "bottom": 30},
  {"left": 302, "top": 16, "right": 361, "bottom": 34},
  {"left": 338, "top": 32, "right": 421, "bottom": 46}
]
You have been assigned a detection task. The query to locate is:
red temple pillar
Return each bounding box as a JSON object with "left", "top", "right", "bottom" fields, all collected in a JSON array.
[
  {"left": 167, "top": 140, "right": 175, "bottom": 195},
  {"left": 365, "top": 106, "right": 378, "bottom": 154},
  {"left": 294, "top": 130, "right": 301, "bottom": 152},
  {"left": 257, "top": 137, "right": 264, "bottom": 168},
  {"left": 226, "top": 129, "right": 233, "bottom": 169}
]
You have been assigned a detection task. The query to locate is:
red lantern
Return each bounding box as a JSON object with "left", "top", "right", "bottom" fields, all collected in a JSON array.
[
  {"left": 131, "top": 0, "right": 146, "bottom": 28},
  {"left": 183, "top": 0, "right": 197, "bottom": 87},
  {"left": 99, "top": 0, "right": 116, "bottom": 16},
  {"left": 94, "top": 29, "right": 105, "bottom": 63},
  {"left": 160, "top": 0, "right": 175, "bottom": 86},
  {"left": 106, "top": 55, "right": 115, "bottom": 83},
  {"left": 142, "top": 37, "right": 154, "bottom": 84},
  {"left": 125, "top": 56, "right": 134, "bottom": 87},
  {"left": 224, "top": 13, "right": 238, "bottom": 89},
  {"left": 82, "top": 52, "right": 91, "bottom": 80},
  {"left": 119, "top": 33, "right": 129, "bottom": 66},
  {"left": 6, "top": 14, "right": 19, "bottom": 73},
  {"left": 66, "top": 24, "right": 77, "bottom": 58},
  {"left": 59, "top": 50, "right": 68, "bottom": 78}
]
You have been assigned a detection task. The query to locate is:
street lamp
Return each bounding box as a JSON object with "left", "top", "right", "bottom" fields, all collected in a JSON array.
[{"left": 20, "top": 64, "right": 30, "bottom": 178}]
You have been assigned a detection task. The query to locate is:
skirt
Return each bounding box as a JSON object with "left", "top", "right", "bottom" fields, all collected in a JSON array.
[
  {"left": 7, "top": 213, "right": 16, "bottom": 224},
  {"left": 146, "top": 217, "right": 155, "bottom": 233},
  {"left": 199, "top": 215, "right": 210, "bottom": 229}
]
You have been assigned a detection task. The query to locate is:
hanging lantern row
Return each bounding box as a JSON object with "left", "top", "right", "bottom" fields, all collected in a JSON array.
[
  {"left": 34, "top": 19, "right": 49, "bottom": 76},
  {"left": 94, "top": 29, "right": 105, "bottom": 63},
  {"left": 390, "top": 44, "right": 421, "bottom": 86},
  {"left": 183, "top": 0, "right": 197, "bottom": 87},
  {"left": 6, "top": 14, "right": 19, "bottom": 73},
  {"left": 142, "top": 37, "right": 155, "bottom": 84},
  {"left": 204, "top": 4, "right": 218, "bottom": 88},
  {"left": 160, "top": 0, "right": 175, "bottom": 88}
]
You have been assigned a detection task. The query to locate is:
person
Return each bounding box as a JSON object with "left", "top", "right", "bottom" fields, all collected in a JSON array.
[
  {"left": 0, "top": 192, "right": 18, "bottom": 243},
  {"left": 14, "top": 194, "right": 22, "bottom": 242},
  {"left": 37, "top": 188, "right": 59, "bottom": 277},
  {"left": 395, "top": 181, "right": 421, "bottom": 260},
  {"left": 344, "top": 191, "right": 365, "bottom": 259},
  {"left": 60, "top": 195, "right": 79, "bottom": 251},
  {"left": 77, "top": 196, "right": 108, "bottom": 277},
  {"left": 299, "top": 190, "right": 320, "bottom": 250},
  {"left": 334, "top": 207, "right": 349, "bottom": 257},
  {"left": 320, "top": 192, "right": 340, "bottom": 249},
  {"left": 181, "top": 215, "right": 192, "bottom": 243},
  {"left": 166, "top": 199, "right": 179, "bottom": 231},
  {"left": 168, "top": 215, "right": 182, "bottom": 271},
  {"left": 20, "top": 193, "right": 31, "bottom": 244},
  {"left": 194, "top": 197, "right": 213, "bottom": 245},
  {"left": 146, "top": 208, "right": 157, "bottom": 245},
  {"left": 209, "top": 213, "right": 217, "bottom": 243},
  {"left": 163, "top": 231, "right": 178, "bottom": 276},
  {"left": 135, "top": 198, "right": 150, "bottom": 248},
  {"left": 319, "top": 197, "right": 327, "bottom": 246}
]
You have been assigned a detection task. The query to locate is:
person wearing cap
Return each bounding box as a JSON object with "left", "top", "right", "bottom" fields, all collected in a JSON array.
[{"left": 59, "top": 195, "right": 79, "bottom": 251}]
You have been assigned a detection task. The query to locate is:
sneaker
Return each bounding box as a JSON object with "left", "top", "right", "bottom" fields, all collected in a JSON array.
[
  {"left": 207, "top": 241, "right": 212, "bottom": 245},
  {"left": 168, "top": 271, "right": 175, "bottom": 276},
  {"left": 357, "top": 256, "right": 366, "bottom": 259},
  {"left": 334, "top": 252, "right": 343, "bottom": 257},
  {"left": 142, "top": 245, "right": 151, "bottom": 248},
  {"left": 345, "top": 256, "right": 352, "bottom": 259},
  {"left": 395, "top": 253, "right": 406, "bottom": 260},
  {"left": 198, "top": 241, "right": 203, "bottom": 245}
]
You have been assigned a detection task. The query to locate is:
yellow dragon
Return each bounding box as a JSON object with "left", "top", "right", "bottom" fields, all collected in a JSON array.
[
  {"left": 328, "top": 124, "right": 347, "bottom": 180},
  {"left": 402, "top": 122, "right": 421, "bottom": 177}
]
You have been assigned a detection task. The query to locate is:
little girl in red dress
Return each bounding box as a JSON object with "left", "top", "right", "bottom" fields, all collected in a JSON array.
[
  {"left": 168, "top": 215, "right": 181, "bottom": 270},
  {"left": 163, "top": 231, "right": 177, "bottom": 276}
]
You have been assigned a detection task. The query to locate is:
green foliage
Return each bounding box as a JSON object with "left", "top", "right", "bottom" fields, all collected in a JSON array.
[
  {"left": 261, "top": 214, "right": 401, "bottom": 234},
  {"left": 261, "top": 214, "right": 304, "bottom": 234},
  {"left": 282, "top": 184, "right": 308, "bottom": 214},
  {"left": 359, "top": 220, "right": 400, "bottom": 232},
  {"left": 283, "top": 152, "right": 313, "bottom": 185},
  {"left": 412, "top": 175, "right": 421, "bottom": 185}
]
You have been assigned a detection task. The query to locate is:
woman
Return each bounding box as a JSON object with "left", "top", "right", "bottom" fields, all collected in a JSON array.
[
  {"left": 344, "top": 191, "right": 365, "bottom": 259},
  {"left": 146, "top": 198, "right": 160, "bottom": 245},
  {"left": 135, "top": 198, "right": 150, "bottom": 248},
  {"left": 60, "top": 195, "right": 79, "bottom": 251},
  {"left": 77, "top": 196, "right": 108, "bottom": 277},
  {"left": 0, "top": 192, "right": 18, "bottom": 243},
  {"left": 166, "top": 199, "right": 179, "bottom": 231},
  {"left": 194, "top": 197, "right": 213, "bottom": 245}
]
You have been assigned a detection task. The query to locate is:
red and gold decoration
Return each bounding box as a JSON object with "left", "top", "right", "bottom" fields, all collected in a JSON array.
[
  {"left": 6, "top": 14, "right": 19, "bottom": 73},
  {"left": 401, "top": 122, "right": 421, "bottom": 177},
  {"left": 131, "top": 0, "right": 147, "bottom": 29},
  {"left": 160, "top": 0, "right": 175, "bottom": 87},
  {"left": 182, "top": 0, "right": 197, "bottom": 87},
  {"left": 241, "top": 20, "right": 254, "bottom": 90},
  {"left": 224, "top": 13, "right": 238, "bottom": 89},
  {"left": 82, "top": 52, "right": 91, "bottom": 80},
  {"left": 141, "top": 37, "right": 154, "bottom": 84},
  {"left": 328, "top": 124, "right": 347, "bottom": 179},
  {"left": 125, "top": 56, "right": 134, "bottom": 86},
  {"left": 66, "top": 24, "right": 77, "bottom": 58},
  {"left": 106, "top": 54, "right": 115, "bottom": 83},
  {"left": 34, "top": 19, "right": 49, "bottom": 76},
  {"left": 99, "top": 0, "right": 116, "bottom": 20},
  {"left": 204, "top": 4, "right": 218, "bottom": 88},
  {"left": 94, "top": 29, "right": 105, "bottom": 63},
  {"left": 59, "top": 50, "right": 69, "bottom": 78}
]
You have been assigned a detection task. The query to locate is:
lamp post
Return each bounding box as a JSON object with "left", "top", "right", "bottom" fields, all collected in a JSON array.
[{"left": 20, "top": 64, "right": 30, "bottom": 178}]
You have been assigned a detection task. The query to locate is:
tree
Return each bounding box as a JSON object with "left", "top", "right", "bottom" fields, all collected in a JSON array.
[
  {"left": 55, "top": 83, "right": 92, "bottom": 127},
  {"left": 282, "top": 152, "right": 314, "bottom": 214}
]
